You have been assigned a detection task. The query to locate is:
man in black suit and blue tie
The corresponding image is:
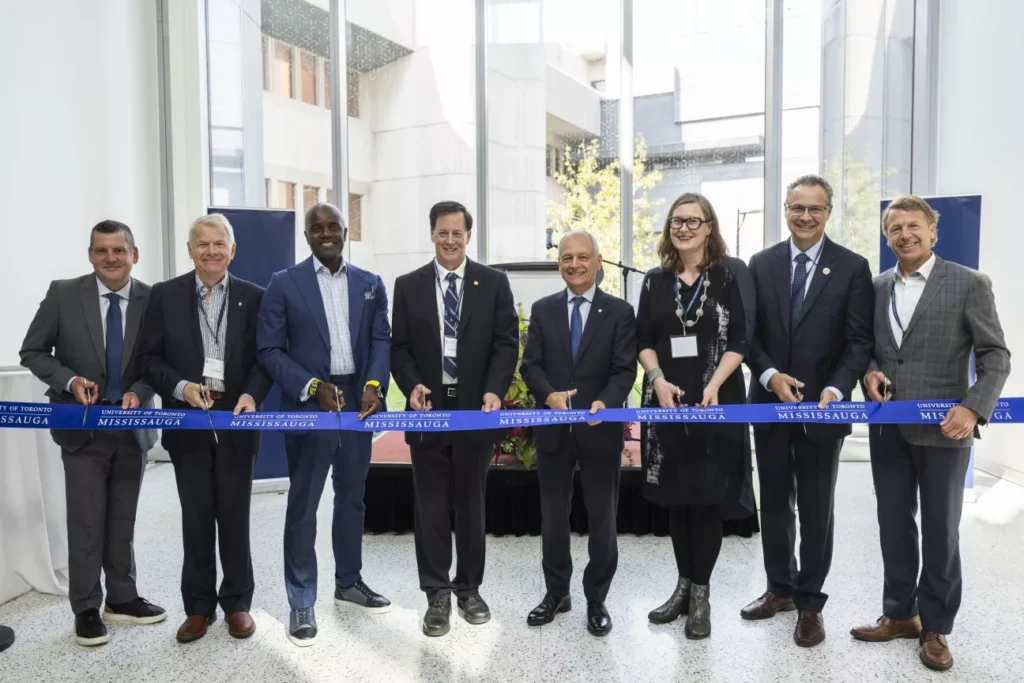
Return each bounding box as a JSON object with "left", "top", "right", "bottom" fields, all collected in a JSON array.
[
  {"left": 519, "top": 231, "right": 637, "bottom": 636},
  {"left": 740, "top": 175, "right": 874, "bottom": 647}
]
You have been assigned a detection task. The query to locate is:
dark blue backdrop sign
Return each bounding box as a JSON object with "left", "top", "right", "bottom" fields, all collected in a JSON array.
[
  {"left": 879, "top": 194, "right": 982, "bottom": 491},
  {"left": 209, "top": 207, "right": 296, "bottom": 480}
]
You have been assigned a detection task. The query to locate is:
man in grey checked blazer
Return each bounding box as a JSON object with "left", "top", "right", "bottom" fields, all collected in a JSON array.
[{"left": 851, "top": 195, "right": 1010, "bottom": 673}]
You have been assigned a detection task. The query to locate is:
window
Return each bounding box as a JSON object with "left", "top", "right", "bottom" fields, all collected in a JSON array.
[
  {"left": 303, "top": 185, "right": 320, "bottom": 211},
  {"left": 348, "top": 193, "right": 362, "bottom": 242},
  {"left": 262, "top": 36, "right": 270, "bottom": 91},
  {"left": 300, "top": 49, "right": 317, "bottom": 105},
  {"left": 278, "top": 181, "right": 296, "bottom": 210},
  {"left": 273, "top": 41, "right": 293, "bottom": 99}
]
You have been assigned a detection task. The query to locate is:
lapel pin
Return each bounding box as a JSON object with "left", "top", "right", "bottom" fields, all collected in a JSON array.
[
  {"left": 598, "top": 309, "right": 602, "bottom": 313},
  {"left": 473, "top": 280, "right": 479, "bottom": 286},
  {"left": 822, "top": 267, "right": 831, "bottom": 275},
  {"left": 237, "top": 302, "right": 242, "bottom": 306}
]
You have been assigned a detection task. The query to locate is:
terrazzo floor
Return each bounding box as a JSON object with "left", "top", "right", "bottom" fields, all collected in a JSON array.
[{"left": 1, "top": 451, "right": 1022, "bottom": 682}]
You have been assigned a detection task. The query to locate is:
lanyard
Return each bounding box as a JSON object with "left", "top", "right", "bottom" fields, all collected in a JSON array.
[
  {"left": 674, "top": 271, "right": 706, "bottom": 321},
  {"left": 434, "top": 264, "right": 465, "bottom": 335},
  {"left": 196, "top": 287, "right": 228, "bottom": 347},
  {"left": 889, "top": 280, "right": 905, "bottom": 333}
]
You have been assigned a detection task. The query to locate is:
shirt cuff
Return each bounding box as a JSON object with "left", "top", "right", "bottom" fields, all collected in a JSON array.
[
  {"left": 66, "top": 376, "right": 78, "bottom": 393},
  {"left": 173, "top": 380, "right": 188, "bottom": 402},
  {"left": 300, "top": 379, "right": 315, "bottom": 402},
  {"left": 823, "top": 386, "right": 844, "bottom": 401},
  {"left": 759, "top": 368, "right": 778, "bottom": 392}
]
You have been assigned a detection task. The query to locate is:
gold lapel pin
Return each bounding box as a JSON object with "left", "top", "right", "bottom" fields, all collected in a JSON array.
[
  {"left": 473, "top": 281, "right": 479, "bottom": 285},
  {"left": 822, "top": 267, "right": 831, "bottom": 275}
]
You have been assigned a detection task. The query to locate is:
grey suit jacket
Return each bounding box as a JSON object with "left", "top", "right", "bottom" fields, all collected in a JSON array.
[
  {"left": 19, "top": 274, "right": 157, "bottom": 452},
  {"left": 868, "top": 256, "right": 1010, "bottom": 448}
]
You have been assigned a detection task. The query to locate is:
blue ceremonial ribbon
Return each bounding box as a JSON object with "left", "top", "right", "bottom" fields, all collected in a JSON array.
[{"left": 0, "top": 398, "right": 1021, "bottom": 432}]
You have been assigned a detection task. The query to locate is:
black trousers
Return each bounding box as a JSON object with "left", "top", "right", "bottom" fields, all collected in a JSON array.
[
  {"left": 168, "top": 429, "right": 257, "bottom": 616},
  {"left": 537, "top": 430, "right": 621, "bottom": 603},
  {"left": 753, "top": 424, "right": 842, "bottom": 612},
  {"left": 670, "top": 504, "right": 722, "bottom": 585},
  {"left": 868, "top": 425, "right": 971, "bottom": 635}
]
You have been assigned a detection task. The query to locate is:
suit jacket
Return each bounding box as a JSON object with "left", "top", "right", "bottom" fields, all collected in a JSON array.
[
  {"left": 868, "top": 256, "right": 1010, "bottom": 448},
  {"left": 19, "top": 274, "right": 156, "bottom": 452},
  {"left": 139, "top": 271, "right": 273, "bottom": 455},
  {"left": 747, "top": 236, "right": 875, "bottom": 442},
  {"left": 520, "top": 287, "right": 637, "bottom": 453},
  {"left": 390, "top": 259, "right": 519, "bottom": 448},
  {"left": 257, "top": 257, "right": 390, "bottom": 428}
]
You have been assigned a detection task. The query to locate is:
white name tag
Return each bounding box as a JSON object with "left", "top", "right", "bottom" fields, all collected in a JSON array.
[
  {"left": 202, "top": 358, "right": 225, "bottom": 381},
  {"left": 443, "top": 336, "right": 458, "bottom": 358},
  {"left": 670, "top": 335, "right": 698, "bottom": 359}
]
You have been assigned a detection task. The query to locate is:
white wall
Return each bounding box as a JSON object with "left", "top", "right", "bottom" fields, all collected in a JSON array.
[
  {"left": 935, "top": 0, "right": 1024, "bottom": 483},
  {"left": 0, "top": 0, "right": 163, "bottom": 367}
]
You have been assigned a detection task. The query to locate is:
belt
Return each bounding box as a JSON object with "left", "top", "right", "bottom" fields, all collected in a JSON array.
[
  {"left": 207, "top": 390, "right": 225, "bottom": 400},
  {"left": 443, "top": 385, "right": 457, "bottom": 398}
]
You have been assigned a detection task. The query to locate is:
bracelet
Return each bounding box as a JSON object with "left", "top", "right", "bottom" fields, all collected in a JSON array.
[
  {"left": 307, "top": 378, "right": 322, "bottom": 398},
  {"left": 647, "top": 368, "right": 665, "bottom": 382}
]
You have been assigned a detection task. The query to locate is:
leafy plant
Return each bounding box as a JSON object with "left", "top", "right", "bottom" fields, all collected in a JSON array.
[{"left": 495, "top": 303, "right": 537, "bottom": 468}]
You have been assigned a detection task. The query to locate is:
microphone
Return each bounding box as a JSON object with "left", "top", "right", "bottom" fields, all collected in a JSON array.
[{"left": 545, "top": 228, "right": 555, "bottom": 250}]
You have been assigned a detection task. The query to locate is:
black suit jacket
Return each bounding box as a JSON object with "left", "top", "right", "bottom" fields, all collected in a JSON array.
[
  {"left": 391, "top": 259, "right": 519, "bottom": 448},
  {"left": 747, "top": 236, "right": 874, "bottom": 441},
  {"left": 520, "top": 287, "right": 637, "bottom": 453},
  {"left": 139, "top": 271, "right": 273, "bottom": 455}
]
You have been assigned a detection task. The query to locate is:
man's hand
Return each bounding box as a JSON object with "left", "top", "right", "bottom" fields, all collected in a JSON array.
[
  {"left": 940, "top": 405, "right": 978, "bottom": 440},
  {"left": 546, "top": 389, "right": 577, "bottom": 410},
  {"left": 818, "top": 389, "right": 839, "bottom": 410},
  {"left": 183, "top": 383, "right": 211, "bottom": 409},
  {"left": 121, "top": 392, "right": 141, "bottom": 410},
  {"left": 587, "top": 400, "right": 606, "bottom": 426},
  {"left": 410, "top": 384, "right": 432, "bottom": 411},
  {"left": 71, "top": 377, "right": 99, "bottom": 406},
  {"left": 482, "top": 393, "right": 503, "bottom": 413},
  {"left": 233, "top": 394, "right": 256, "bottom": 416},
  {"left": 653, "top": 377, "right": 682, "bottom": 409},
  {"left": 358, "top": 387, "right": 383, "bottom": 420},
  {"left": 314, "top": 382, "right": 343, "bottom": 412},
  {"left": 768, "top": 373, "right": 805, "bottom": 403},
  {"left": 864, "top": 371, "right": 890, "bottom": 403}
]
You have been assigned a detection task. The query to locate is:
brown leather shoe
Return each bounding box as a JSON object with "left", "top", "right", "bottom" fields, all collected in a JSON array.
[
  {"left": 176, "top": 614, "right": 216, "bottom": 643},
  {"left": 920, "top": 631, "right": 953, "bottom": 671},
  {"left": 850, "top": 615, "right": 922, "bottom": 642},
  {"left": 794, "top": 610, "right": 825, "bottom": 647},
  {"left": 740, "top": 591, "right": 796, "bottom": 620},
  {"left": 226, "top": 611, "right": 256, "bottom": 639}
]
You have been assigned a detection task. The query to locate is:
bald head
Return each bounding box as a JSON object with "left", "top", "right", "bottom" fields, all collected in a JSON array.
[
  {"left": 557, "top": 230, "right": 602, "bottom": 295},
  {"left": 304, "top": 202, "right": 347, "bottom": 271}
]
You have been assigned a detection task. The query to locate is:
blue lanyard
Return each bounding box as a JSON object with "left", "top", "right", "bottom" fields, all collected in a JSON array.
[
  {"left": 890, "top": 280, "right": 904, "bottom": 333},
  {"left": 674, "top": 271, "right": 706, "bottom": 319},
  {"left": 196, "top": 288, "right": 228, "bottom": 346},
  {"left": 434, "top": 264, "right": 465, "bottom": 334}
]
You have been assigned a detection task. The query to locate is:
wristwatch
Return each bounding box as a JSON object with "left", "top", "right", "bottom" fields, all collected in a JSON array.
[
  {"left": 365, "top": 380, "right": 383, "bottom": 401},
  {"left": 307, "top": 378, "right": 322, "bottom": 399}
]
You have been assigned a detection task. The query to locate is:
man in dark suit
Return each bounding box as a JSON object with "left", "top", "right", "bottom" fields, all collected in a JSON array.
[
  {"left": 519, "top": 231, "right": 636, "bottom": 636},
  {"left": 851, "top": 195, "right": 1010, "bottom": 672},
  {"left": 740, "top": 175, "right": 874, "bottom": 647},
  {"left": 20, "top": 220, "right": 166, "bottom": 647},
  {"left": 258, "top": 203, "right": 391, "bottom": 647},
  {"left": 139, "top": 214, "right": 272, "bottom": 643},
  {"left": 391, "top": 200, "right": 519, "bottom": 637}
]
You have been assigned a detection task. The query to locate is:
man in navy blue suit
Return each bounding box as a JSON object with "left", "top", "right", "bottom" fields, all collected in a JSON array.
[{"left": 257, "top": 203, "right": 391, "bottom": 647}]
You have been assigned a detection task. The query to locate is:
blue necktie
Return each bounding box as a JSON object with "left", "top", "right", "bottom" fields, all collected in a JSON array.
[
  {"left": 790, "top": 253, "right": 811, "bottom": 324},
  {"left": 570, "top": 296, "right": 584, "bottom": 359},
  {"left": 443, "top": 272, "right": 459, "bottom": 380},
  {"left": 104, "top": 293, "right": 124, "bottom": 402}
]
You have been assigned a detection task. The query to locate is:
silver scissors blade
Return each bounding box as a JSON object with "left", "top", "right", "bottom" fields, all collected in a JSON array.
[
  {"left": 82, "top": 382, "right": 91, "bottom": 426},
  {"left": 202, "top": 387, "right": 218, "bottom": 445}
]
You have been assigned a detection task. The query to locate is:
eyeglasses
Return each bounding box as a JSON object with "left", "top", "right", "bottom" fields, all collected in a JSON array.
[
  {"left": 669, "top": 217, "right": 710, "bottom": 232},
  {"left": 786, "top": 204, "right": 830, "bottom": 217}
]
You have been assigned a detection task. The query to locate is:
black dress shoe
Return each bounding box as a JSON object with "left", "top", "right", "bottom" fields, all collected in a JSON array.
[
  {"left": 0, "top": 625, "right": 14, "bottom": 653},
  {"left": 528, "top": 594, "right": 572, "bottom": 626},
  {"left": 74, "top": 609, "right": 110, "bottom": 647},
  {"left": 586, "top": 601, "right": 612, "bottom": 637},
  {"left": 423, "top": 594, "right": 452, "bottom": 637},
  {"left": 457, "top": 593, "right": 491, "bottom": 625}
]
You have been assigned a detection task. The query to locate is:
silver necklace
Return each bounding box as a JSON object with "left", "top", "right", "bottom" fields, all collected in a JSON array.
[{"left": 674, "top": 271, "right": 711, "bottom": 329}]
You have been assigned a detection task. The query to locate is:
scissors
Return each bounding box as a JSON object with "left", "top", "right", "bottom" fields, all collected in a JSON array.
[
  {"left": 201, "top": 385, "right": 218, "bottom": 445},
  {"left": 82, "top": 381, "right": 92, "bottom": 426},
  {"left": 334, "top": 385, "right": 343, "bottom": 445}
]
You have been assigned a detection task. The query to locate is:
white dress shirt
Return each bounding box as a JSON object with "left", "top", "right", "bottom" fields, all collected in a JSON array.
[
  {"left": 566, "top": 283, "right": 596, "bottom": 330},
  {"left": 174, "top": 274, "right": 229, "bottom": 400},
  {"left": 67, "top": 278, "right": 131, "bottom": 392},
  {"left": 435, "top": 258, "right": 467, "bottom": 385},
  {"left": 759, "top": 235, "right": 843, "bottom": 401},
  {"left": 889, "top": 253, "right": 936, "bottom": 348},
  {"left": 300, "top": 257, "right": 356, "bottom": 401}
]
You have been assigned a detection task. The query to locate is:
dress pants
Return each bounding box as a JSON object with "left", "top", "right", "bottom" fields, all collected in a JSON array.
[
  {"left": 410, "top": 393, "right": 492, "bottom": 600},
  {"left": 283, "top": 376, "right": 373, "bottom": 610},
  {"left": 868, "top": 424, "right": 971, "bottom": 635},
  {"left": 62, "top": 430, "right": 143, "bottom": 615},
  {"left": 753, "top": 424, "right": 842, "bottom": 612},
  {"left": 168, "top": 418, "right": 257, "bottom": 616},
  {"left": 536, "top": 429, "right": 620, "bottom": 603}
]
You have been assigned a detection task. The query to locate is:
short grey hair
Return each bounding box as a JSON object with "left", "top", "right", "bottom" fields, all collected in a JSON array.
[
  {"left": 786, "top": 174, "right": 834, "bottom": 206},
  {"left": 189, "top": 213, "right": 235, "bottom": 245},
  {"left": 558, "top": 230, "right": 601, "bottom": 257}
]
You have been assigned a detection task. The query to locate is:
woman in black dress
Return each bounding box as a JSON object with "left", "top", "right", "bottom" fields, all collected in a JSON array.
[{"left": 637, "top": 193, "right": 748, "bottom": 639}]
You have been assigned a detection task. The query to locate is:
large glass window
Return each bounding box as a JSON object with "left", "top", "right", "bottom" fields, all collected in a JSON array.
[{"left": 300, "top": 49, "right": 318, "bottom": 105}]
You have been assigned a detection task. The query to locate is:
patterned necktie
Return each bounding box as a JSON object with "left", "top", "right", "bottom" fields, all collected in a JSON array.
[
  {"left": 104, "top": 293, "right": 124, "bottom": 402},
  {"left": 443, "top": 272, "right": 459, "bottom": 380},
  {"left": 570, "top": 296, "right": 584, "bottom": 359},
  {"left": 790, "top": 253, "right": 811, "bottom": 324}
]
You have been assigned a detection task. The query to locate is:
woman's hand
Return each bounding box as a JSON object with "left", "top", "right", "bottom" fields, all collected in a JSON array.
[
  {"left": 653, "top": 377, "right": 682, "bottom": 409},
  {"left": 700, "top": 384, "right": 719, "bottom": 408}
]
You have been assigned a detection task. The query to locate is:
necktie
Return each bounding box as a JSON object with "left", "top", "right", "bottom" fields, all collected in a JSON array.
[
  {"left": 443, "top": 272, "right": 459, "bottom": 380},
  {"left": 104, "top": 293, "right": 124, "bottom": 402},
  {"left": 570, "top": 296, "right": 584, "bottom": 359},
  {"left": 790, "top": 253, "right": 811, "bottom": 324}
]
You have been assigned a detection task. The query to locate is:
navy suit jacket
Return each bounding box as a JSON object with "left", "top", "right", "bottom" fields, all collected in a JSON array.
[{"left": 256, "top": 257, "right": 391, "bottom": 422}]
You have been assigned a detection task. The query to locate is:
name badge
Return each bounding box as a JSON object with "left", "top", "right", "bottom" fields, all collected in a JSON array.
[
  {"left": 443, "top": 336, "right": 458, "bottom": 357},
  {"left": 670, "top": 335, "right": 698, "bottom": 359},
  {"left": 202, "top": 358, "right": 225, "bottom": 381}
]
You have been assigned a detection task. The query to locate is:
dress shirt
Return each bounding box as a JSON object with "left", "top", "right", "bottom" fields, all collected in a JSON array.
[
  {"left": 174, "top": 274, "right": 230, "bottom": 400},
  {"left": 566, "top": 283, "right": 596, "bottom": 329},
  {"left": 434, "top": 258, "right": 467, "bottom": 385},
  {"left": 66, "top": 278, "right": 131, "bottom": 392},
  {"left": 759, "top": 235, "right": 843, "bottom": 401},
  {"left": 889, "top": 253, "right": 936, "bottom": 348},
  {"left": 300, "top": 257, "right": 356, "bottom": 401}
]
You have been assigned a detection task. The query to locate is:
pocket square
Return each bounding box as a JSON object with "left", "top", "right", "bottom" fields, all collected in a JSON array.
[{"left": 364, "top": 290, "right": 376, "bottom": 300}]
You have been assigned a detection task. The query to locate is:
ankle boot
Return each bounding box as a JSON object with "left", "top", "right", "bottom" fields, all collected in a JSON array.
[
  {"left": 685, "top": 583, "right": 711, "bottom": 639},
  {"left": 648, "top": 577, "right": 691, "bottom": 624}
]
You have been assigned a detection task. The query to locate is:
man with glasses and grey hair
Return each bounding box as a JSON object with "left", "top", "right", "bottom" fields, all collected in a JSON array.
[
  {"left": 139, "top": 213, "right": 272, "bottom": 643},
  {"left": 740, "top": 175, "right": 874, "bottom": 648}
]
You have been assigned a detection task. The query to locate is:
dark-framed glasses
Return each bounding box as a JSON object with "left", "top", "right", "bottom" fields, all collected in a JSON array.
[
  {"left": 669, "top": 216, "right": 710, "bottom": 232},
  {"left": 786, "top": 204, "right": 830, "bottom": 217}
]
